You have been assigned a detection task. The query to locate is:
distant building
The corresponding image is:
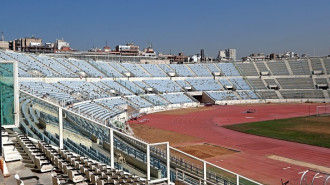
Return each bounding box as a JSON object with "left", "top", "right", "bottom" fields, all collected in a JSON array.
[
  {"left": 159, "top": 53, "right": 189, "bottom": 63},
  {"left": 140, "top": 44, "right": 156, "bottom": 57},
  {"left": 200, "top": 49, "right": 205, "bottom": 61},
  {"left": 116, "top": 43, "right": 139, "bottom": 56},
  {"left": 103, "top": 46, "right": 111, "bottom": 52},
  {"left": 55, "top": 39, "right": 70, "bottom": 51},
  {"left": 9, "top": 36, "right": 54, "bottom": 53},
  {"left": 269, "top": 53, "right": 277, "bottom": 60},
  {"left": 0, "top": 32, "right": 9, "bottom": 50},
  {"left": 227, "top": 49, "right": 236, "bottom": 61},
  {"left": 219, "top": 50, "right": 226, "bottom": 59},
  {"left": 242, "top": 53, "right": 266, "bottom": 61},
  {"left": 0, "top": 41, "right": 9, "bottom": 50},
  {"left": 217, "top": 48, "right": 236, "bottom": 61},
  {"left": 279, "top": 51, "right": 298, "bottom": 59},
  {"left": 189, "top": 54, "right": 201, "bottom": 63}
]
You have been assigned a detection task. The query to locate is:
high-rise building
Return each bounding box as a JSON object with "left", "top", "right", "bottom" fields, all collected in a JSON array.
[
  {"left": 270, "top": 53, "right": 277, "bottom": 60},
  {"left": 201, "top": 49, "right": 205, "bottom": 61},
  {"left": 226, "top": 49, "right": 236, "bottom": 61},
  {"left": 219, "top": 50, "right": 226, "bottom": 58},
  {"left": 218, "top": 48, "right": 236, "bottom": 61}
]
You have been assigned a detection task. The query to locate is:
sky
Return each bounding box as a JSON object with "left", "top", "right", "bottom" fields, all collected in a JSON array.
[{"left": 1, "top": 0, "right": 330, "bottom": 59}]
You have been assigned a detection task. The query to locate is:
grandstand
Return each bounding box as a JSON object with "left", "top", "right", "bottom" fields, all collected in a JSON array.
[
  {"left": 288, "top": 60, "right": 310, "bottom": 75},
  {"left": 247, "top": 78, "right": 267, "bottom": 89},
  {"left": 187, "top": 64, "right": 212, "bottom": 77},
  {"left": 143, "top": 79, "right": 183, "bottom": 93},
  {"left": 236, "top": 63, "right": 259, "bottom": 76},
  {"left": 1, "top": 50, "right": 330, "bottom": 185},
  {"left": 217, "top": 63, "right": 240, "bottom": 76},
  {"left": 185, "top": 78, "right": 223, "bottom": 91},
  {"left": 140, "top": 64, "right": 168, "bottom": 77},
  {"left": 267, "top": 60, "right": 290, "bottom": 75},
  {"left": 169, "top": 64, "right": 195, "bottom": 77}
]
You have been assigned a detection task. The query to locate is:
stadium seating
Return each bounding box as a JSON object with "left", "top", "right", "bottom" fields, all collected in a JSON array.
[
  {"left": 71, "top": 102, "right": 112, "bottom": 122},
  {"left": 59, "top": 81, "right": 108, "bottom": 99},
  {"left": 288, "top": 60, "right": 310, "bottom": 75},
  {"left": 16, "top": 135, "right": 147, "bottom": 184},
  {"left": 186, "top": 78, "right": 223, "bottom": 91},
  {"left": 20, "top": 81, "right": 76, "bottom": 104},
  {"left": 160, "top": 93, "right": 194, "bottom": 104},
  {"left": 121, "top": 63, "right": 151, "bottom": 77},
  {"left": 187, "top": 64, "right": 212, "bottom": 77},
  {"left": 267, "top": 61, "right": 290, "bottom": 75},
  {"left": 256, "top": 90, "right": 279, "bottom": 99},
  {"left": 6, "top": 49, "right": 330, "bottom": 185},
  {"left": 54, "top": 58, "right": 82, "bottom": 75},
  {"left": 237, "top": 91, "right": 259, "bottom": 99},
  {"left": 142, "top": 94, "right": 169, "bottom": 106},
  {"left": 315, "top": 78, "right": 328, "bottom": 84},
  {"left": 277, "top": 78, "right": 314, "bottom": 89},
  {"left": 324, "top": 58, "right": 330, "bottom": 73},
  {"left": 33, "top": 55, "right": 78, "bottom": 78},
  {"left": 94, "top": 80, "right": 133, "bottom": 95},
  {"left": 140, "top": 64, "right": 168, "bottom": 77},
  {"left": 108, "top": 63, "right": 128, "bottom": 74},
  {"left": 229, "top": 78, "right": 251, "bottom": 90},
  {"left": 264, "top": 79, "right": 278, "bottom": 87},
  {"left": 279, "top": 90, "right": 325, "bottom": 99},
  {"left": 91, "top": 61, "right": 124, "bottom": 77},
  {"left": 125, "top": 96, "right": 153, "bottom": 108},
  {"left": 116, "top": 79, "right": 145, "bottom": 94},
  {"left": 205, "top": 63, "right": 221, "bottom": 74},
  {"left": 310, "top": 58, "right": 324, "bottom": 72},
  {"left": 169, "top": 64, "right": 195, "bottom": 77},
  {"left": 217, "top": 63, "right": 240, "bottom": 76},
  {"left": 218, "top": 79, "right": 232, "bottom": 87},
  {"left": 67, "top": 59, "right": 104, "bottom": 77},
  {"left": 143, "top": 79, "right": 183, "bottom": 93},
  {"left": 236, "top": 63, "right": 259, "bottom": 76},
  {"left": 255, "top": 62, "right": 269, "bottom": 74},
  {"left": 7, "top": 52, "right": 59, "bottom": 77},
  {"left": 175, "top": 80, "right": 191, "bottom": 89},
  {"left": 133, "top": 81, "right": 150, "bottom": 89},
  {"left": 247, "top": 78, "right": 267, "bottom": 89},
  {"left": 158, "top": 64, "right": 175, "bottom": 74},
  {"left": 206, "top": 91, "right": 239, "bottom": 101}
]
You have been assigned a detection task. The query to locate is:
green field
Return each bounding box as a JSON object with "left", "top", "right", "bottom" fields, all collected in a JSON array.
[{"left": 223, "top": 115, "right": 330, "bottom": 148}]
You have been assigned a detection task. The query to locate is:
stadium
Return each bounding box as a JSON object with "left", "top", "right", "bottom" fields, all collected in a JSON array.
[{"left": 1, "top": 50, "right": 330, "bottom": 185}]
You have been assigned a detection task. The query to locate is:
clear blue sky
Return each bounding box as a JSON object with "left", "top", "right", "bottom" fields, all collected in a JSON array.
[{"left": 1, "top": 0, "right": 330, "bottom": 58}]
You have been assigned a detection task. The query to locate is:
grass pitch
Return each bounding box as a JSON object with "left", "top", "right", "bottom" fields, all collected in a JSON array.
[{"left": 223, "top": 115, "right": 330, "bottom": 148}]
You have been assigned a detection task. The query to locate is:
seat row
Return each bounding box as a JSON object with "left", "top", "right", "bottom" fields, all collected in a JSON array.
[{"left": 17, "top": 134, "right": 146, "bottom": 185}]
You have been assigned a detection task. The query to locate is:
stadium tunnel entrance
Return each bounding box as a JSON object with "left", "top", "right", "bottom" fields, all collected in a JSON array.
[{"left": 190, "top": 92, "right": 215, "bottom": 105}]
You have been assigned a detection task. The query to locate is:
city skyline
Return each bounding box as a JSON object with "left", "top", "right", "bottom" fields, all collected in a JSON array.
[{"left": 1, "top": 0, "right": 330, "bottom": 58}]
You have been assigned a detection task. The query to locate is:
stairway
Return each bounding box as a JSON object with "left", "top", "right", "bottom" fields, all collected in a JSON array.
[
  {"left": 275, "top": 91, "right": 283, "bottom": 99},
  {"left": 284, "top": 60, "right": 294, "bottom": 75}
]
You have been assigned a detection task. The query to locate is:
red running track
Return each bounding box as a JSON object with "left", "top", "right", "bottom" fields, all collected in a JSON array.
[{"left": 129, "top": 103, "right": 330, "bottom": 185}]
